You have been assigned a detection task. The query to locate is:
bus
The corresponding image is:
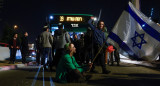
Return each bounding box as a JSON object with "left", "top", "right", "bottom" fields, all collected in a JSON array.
[{"left": 47, "top": 14, "right": 94, "bottom": 37}]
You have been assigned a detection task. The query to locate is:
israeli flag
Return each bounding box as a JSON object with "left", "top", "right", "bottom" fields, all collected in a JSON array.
[{"left": 108, "top": 2, "right": 160, "bottom": 61}]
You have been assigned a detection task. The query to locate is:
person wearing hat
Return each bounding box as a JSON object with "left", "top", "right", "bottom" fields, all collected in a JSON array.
[
  {"left": 53, "top": 23, "right": 71, "bottom": 67},
  {"left": 40, "top": 26, "right": 53, "bottom": 70},
  {"left": 55, "top": 43, "right": 92, "bottom": 83}
]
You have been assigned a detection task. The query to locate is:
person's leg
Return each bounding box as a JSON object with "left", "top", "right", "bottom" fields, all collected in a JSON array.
[
  {"left": 54, "top": 49, "right": 61, "bottom": 67},
  {"left": 55, "top": 48, "right": 64, "bottom": 67},
  {"left": 67, "top": 69, "right": 86, "bottom": 83},
  {"left": 45, "top": 48, "right": 51, "bottom": 68},
  {"left": 99, "top": 52, "right": 105, "bottom": 70},
  {"left": 12, "top": 48, "right": 17, "bottom": 63},
  {"left": 114, "top": 50, "right": 120, "bottom": 66},
  {"left": 42, "top": 48, "right": 47, "bottom": 69},
  {"left": 36, "top": 50, "right": 40, "bottom": 65},
  {"left": 21, "top": 49, "right": 27, "bottom": 63},
  {"left": 52, "top": 48, "right": 55, "bottom": 66},
  {"left": 99, "top": 51, "right": 111, "bottom": 74},
  {"left": 48, "top": 48, "right": 53, "bottom": 71},
  {"left": 9, "top": 49, "right": 13, "bottom": 63},
  {"left": 110, "top": 51, "right": 114, "bottom": 66},
  {"left": 83, "top": 46, "right": 92, "bottom": 64},
  {"left": 40, "top": 49, "right": 43, "bottom": 65},
  {"left": 84, "top": 48, "right": 88, "bottom": 64},
  {"left": 21, "top": 51, "right": 24, "bottom": 63},
  {"left": 90, "top": 45, "right": 99, "bottom": 73},
  {"left": 105, "top": 51, "right": 108, "bottom": 64}
]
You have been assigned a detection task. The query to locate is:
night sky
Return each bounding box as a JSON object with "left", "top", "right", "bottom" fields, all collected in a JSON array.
[{"left": 1, "top": 0, "right": 160, "bottom": 43}]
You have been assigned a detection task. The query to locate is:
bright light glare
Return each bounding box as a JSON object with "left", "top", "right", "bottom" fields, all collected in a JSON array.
[
  {"left": 32, "top": 52, "right": 35, "bottom": 55},
  {"left": 50, "top": 16, "right": 54, "bottom": 20},
  {"left": 120, "top": 54, "right": 142, "bottom": 64},
  {"left": 14, "top": 25, "right": 18, "bottom": 29},
  {"left": 93, "top": 17, "right": 97, "bottom": 21},
  {"left": 142, "top": 24, "right": 145, "bottom": 27}
]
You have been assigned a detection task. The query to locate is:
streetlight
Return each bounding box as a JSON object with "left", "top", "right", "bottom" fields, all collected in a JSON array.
[
  {"left": 49, "top": 15, "right": 54, "bottom": 20},
  {"left": 14, "top": 25, "right": 18, "bottom": 30},
  {"left": 48, "top": 15, "right": 54, "bottom": 33}
]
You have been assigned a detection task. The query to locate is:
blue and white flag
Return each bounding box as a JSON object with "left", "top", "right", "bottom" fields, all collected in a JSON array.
[{"left": 108, "top": 2, "right": 160, "bottom": 61}]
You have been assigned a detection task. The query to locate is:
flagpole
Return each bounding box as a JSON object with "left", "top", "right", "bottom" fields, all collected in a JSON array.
[
  {"left": 131, "top": 0, "right": 140, "bottom": 10},
  {"left": 88, "top": 38, "right": 108, "bottom": 72},
  {"left": 98, "top": 9, "right": 102, "bottom": 21}
]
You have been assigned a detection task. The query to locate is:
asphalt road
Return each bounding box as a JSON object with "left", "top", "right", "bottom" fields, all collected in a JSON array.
[{"left": 0, "top": 62, "right": 160, "bottom": 86}]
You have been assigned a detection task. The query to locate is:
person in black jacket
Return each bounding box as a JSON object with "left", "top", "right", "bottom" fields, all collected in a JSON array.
[
  {"left": 9, "top": 33, "right": 20, "bottom": 64},
  {"left": 35, "top": 35, "right": 42, "bottom": 65},
  {"left": 21, "top": 32, "right": 29, "bottom": 64},
  {"left": 83, "top": 28, "right": 93, "bottom": 64},
  {"left": 53, "top": 23, "right": 70, "bottom": 67}
]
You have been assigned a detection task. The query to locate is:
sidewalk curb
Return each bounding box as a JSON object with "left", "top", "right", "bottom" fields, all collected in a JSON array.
[
  {"left": 120, "top": 57, "right": 160, "bottom": 68},
  {"left": 0, "top": 62, "right": 37, "bottom": 71},
  {"left": 0, "top": 65, "right": 17, "bottom": 71}
]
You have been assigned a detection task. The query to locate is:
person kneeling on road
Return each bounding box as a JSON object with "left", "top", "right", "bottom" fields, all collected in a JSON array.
[{"left": 55, "top": 43, "right": 92, "bottom": 83}]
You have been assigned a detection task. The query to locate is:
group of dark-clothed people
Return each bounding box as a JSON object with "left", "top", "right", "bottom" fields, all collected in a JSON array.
[
  {"left": 35, "top": 24, "right": 71, "bottom": 71},
  {"left": 71, "top": 33, "right": 85, "bottom": 64},
  {"left": 9, "top": 32, "right": 29, "bottom": 64}
]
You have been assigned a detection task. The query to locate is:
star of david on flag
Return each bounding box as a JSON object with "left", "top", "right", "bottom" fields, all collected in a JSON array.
[
  {"left": 107, "top": 2, "right": 160, "bottom": 61},
  {"left": 131, "top": 31, "right": 147, "bottom": 49}
]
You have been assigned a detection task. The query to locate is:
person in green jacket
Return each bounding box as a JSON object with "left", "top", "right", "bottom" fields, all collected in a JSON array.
[{"left": 55, "top": 43, "right": 92, "bottom": 83}]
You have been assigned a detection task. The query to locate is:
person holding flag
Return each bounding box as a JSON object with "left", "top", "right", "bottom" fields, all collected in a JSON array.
[{"left": 88, "top": 19, "right": 111, "bottom": 74}]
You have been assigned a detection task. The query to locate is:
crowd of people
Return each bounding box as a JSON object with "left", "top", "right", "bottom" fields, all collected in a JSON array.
[{"left": 8, "top": 19, "right": 120, "bottom": 83}]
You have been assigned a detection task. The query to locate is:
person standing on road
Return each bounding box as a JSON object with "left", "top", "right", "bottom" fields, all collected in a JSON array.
[
  {"left": 35, "top": 35, "right": 42, "bottom": 65},
  {"left": 83, "top": 28, "right": 93, "bottom": 64},
  {"left": 53, "top": 23, "right": 71, "bottom": 67},
  {"left": 110, "top": 45, "right": 120, "bottom": 66},
  {"left": 88, "top": 19, "right": 111, "bottom": 74},
  {"left": 40, "top": 26, "right": 53, "bottom": 70},
  {"left": 9, "top": 33, "right": 20, "bottom": 64},
  {"left": 21, "top": 32, "right": 29, "bottom": 64}
]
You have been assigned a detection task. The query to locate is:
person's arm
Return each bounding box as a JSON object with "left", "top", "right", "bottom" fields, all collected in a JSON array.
[
  {"left": 49, "top": 33, "right": 53, "bottom": 44},
  {"left": 64, "top": 56, "right": 84, "bottom": 72},
  {"left": 103, "top": 33, "right": 108, "bottom": 47},
  {"left": 64, "top": 56, "right": 77, "bottom": 70},
  {"left": 65, "top": 32, "right": 71, "bottom": 43},
  {"left": 17, "top": 38, "right": 21, "bottom": 49},
  {"left": 72, "top": 57, "right": 87, "bottom": 72},
  {"left": 39, "top": 34, "right": 42, "bottom": 45},
  {"left": 73, "top": 58, "right": 92, "bottom": 72},
  {"left": 88, "top": 19, "right": 96, "bottom": 31},
  {"left": 9, "top": 38, "right": 13, "bottom": 49}
]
